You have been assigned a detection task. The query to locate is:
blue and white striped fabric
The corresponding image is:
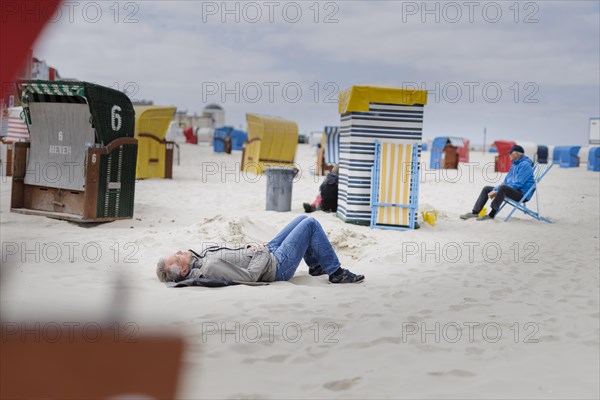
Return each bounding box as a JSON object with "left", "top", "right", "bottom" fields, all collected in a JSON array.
[
  {"left": 337, "top": 103, "right": 424, "bottom": 224},
  {"left": 323, "top": 126, "right": 340, "bottom": 164}
]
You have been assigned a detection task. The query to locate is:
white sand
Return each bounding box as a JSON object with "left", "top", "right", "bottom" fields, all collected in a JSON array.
[{"left": 1, "top": 143, "right": 598, "bottom": 399}]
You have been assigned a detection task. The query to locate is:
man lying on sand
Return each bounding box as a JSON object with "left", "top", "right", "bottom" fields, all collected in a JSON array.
[
  {"left": 157, "top": 215, "right": 365, "bottom": 284},
  {"left": 460, "top": 144, "right": 535, "bottom": 221}
]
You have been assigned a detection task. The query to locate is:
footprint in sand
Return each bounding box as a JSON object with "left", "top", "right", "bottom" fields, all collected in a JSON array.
[
  {"left": 428, "top": 369, "right": 477, "bottom": 377},
  {"left": 323, "top": 377, "right": 362, "bottom": 391},
  {"left": 465, "top": 347, "right": 485, "bottom": 355},
  {"left": 242, "top": 354, "right": 291, "bottom": 364}
]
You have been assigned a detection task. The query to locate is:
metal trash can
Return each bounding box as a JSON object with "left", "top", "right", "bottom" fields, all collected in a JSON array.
[{"left": 265, "top": 166, "right": 297, "bottom": 212}]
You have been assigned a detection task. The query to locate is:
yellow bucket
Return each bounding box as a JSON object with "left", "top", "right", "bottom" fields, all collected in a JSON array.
[
  {"left": 478, "top": 207, "right": 487, "bottom": 217},
  {"left": 421, "top": 210, "right": 438, "bottom": 226}
]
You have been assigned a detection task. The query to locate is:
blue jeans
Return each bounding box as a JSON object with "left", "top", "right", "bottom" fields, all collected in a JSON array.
[{"left": 266, "top": 215, "right": 341, "bottom": 281}]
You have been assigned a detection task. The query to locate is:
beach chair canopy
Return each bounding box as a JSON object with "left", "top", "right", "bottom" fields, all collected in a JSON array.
[
  {"left": 588, "top": 147, "right": 600, "bottom": 171},
  {"left": 213, "top": 126, "right": 248, "bottom": 152},
  {"left": 134, "top": 106, "right": 175, "bottom": 141},
  {"left": 494, "top": 140, "right": 516, "bottom": 155},
  {"left": 536, "top": 145, "right": 549, "bottom": 164},
  {"left": 183, "top": 126, "right": 196, "bottom": 144},
  {"left": 165, "top": 121, "right": 180, "bottom": 142},
  {"left": 242, "top": 113, "right": 298, "bottom": 174},
  {"left": 19, "top": 80, "right": 135, "bottom": 190},
  {"left": 493, "top": 140, "right": 516, "bottom": 172},
  {"left": 323, "top": 126, "right": 340, "bottom": 164},
  {"left": 134, "top": 105, "right": 176, "bottom": 179},
  {"left": 338, "top": 85, "right": 427, "bottom": 113},
  {"left": 553, "top": 146, "right": 581, "bottom": 168}
]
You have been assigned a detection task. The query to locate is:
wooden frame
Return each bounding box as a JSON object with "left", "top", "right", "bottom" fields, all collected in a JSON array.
[{"left": 11, "top": 138, "right": 137, "bottom": 223}]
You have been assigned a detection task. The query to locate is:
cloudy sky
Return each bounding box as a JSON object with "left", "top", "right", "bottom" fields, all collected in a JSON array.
[{"left": 33, "top": 0, "right": 599, "bottom": 145}]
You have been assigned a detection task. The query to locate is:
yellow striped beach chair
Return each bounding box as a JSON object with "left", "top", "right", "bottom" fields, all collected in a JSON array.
[{"left": 370, "top": 140, "right": 420, "bottom": 230}]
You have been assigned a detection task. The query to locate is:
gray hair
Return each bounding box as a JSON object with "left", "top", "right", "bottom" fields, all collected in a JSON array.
[{"left": 156, "top": 257, "right": 183, "bottom": 282}]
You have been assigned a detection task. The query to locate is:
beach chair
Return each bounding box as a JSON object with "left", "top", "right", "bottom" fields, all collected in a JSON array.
[
  {"left": 497, "top": 163, "right": 554, "bottom": 223},
  {"left": 134, "top": 106, "right": 177, "bottom": 179},
  {"left": 241, "top": 114, "right": 298, "bottom": 174},
  {"left": 337, "top": 86, "right": 427, "bottom": 225},
  {"left": 213, "top": 126, "right": 233, "bottom": 153},
  {"left": 317, "top": 126, "right": 340, "bottom": 175},
  {"left": 11, "top": 80, "right": 138, "bottom": 223},
  {"left": 370, "top": 140, "right": 420, "bottom": 230}
]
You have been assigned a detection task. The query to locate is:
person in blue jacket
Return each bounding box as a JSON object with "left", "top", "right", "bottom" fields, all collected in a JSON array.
[{"left": 460, "top": 144, "right": 535, "bottom": 221}]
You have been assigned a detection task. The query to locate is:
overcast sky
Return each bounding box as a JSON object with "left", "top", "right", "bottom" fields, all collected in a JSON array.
[{"left": 33, "top": 0, "right": 600, "bottom": 146}]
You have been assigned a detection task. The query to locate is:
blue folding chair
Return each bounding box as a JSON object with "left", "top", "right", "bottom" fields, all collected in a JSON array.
[{"left": 497, "top": 163, "right": 554, "bottom": 223}]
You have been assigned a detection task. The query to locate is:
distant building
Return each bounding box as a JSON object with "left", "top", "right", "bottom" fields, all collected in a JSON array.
[
  {"left": 203, "top": 103, "right": 225, "bottom": 128},
  {"left": 173, "top": 104, "right": 225, "bottom": 129}
]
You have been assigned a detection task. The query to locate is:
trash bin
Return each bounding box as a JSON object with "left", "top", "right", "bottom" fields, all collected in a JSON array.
[{"left": 265, "top": 166, "right": 297, "bottom": 212}]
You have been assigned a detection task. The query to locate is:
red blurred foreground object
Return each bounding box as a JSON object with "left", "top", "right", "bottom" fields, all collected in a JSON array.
[
  {"left": 0, "top": 0, "right": 62, "bottom": 94},
  {"left": 1, "top": 326, "right": 185, "bottom": 399}
]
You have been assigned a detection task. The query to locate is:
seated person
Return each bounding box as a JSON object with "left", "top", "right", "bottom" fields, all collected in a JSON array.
[
  {"left": 156, "top": 215, "right": 364, "bottom": 284},
  {"left": 460, "top": 145, "right": 535, "bottom": 221},
  {"left": 304, "top": 165, "right": 339, "bottom": 213}
]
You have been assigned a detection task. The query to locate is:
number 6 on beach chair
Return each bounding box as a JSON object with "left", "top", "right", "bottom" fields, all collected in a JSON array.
[
  {"left": 370, "top": 140, "right": 420, "bottom": 230},
  {"left": 497, "top": 163, "right": 554, "bottom": 223}
]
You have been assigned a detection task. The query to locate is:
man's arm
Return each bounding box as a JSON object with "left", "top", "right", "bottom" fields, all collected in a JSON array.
[
  {"left": 245, "top": 249, "right": 272, "bottom": 281},
  {"left": 201, "top": 249, "right": 272, "bottom": 282},
  {"left": 509, "top": 163, "right": 533, "bottom": 191}
]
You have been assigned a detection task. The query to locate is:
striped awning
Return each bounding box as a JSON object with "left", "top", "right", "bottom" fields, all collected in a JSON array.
[
  {"left": 19, "top": 81, "right": 86, "bottom": 103},
  {"left": 18, "top": 80, "right": 136, "bottom": 144}
]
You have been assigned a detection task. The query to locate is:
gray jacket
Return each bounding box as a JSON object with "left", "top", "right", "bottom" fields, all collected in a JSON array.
[{"left": 187, "top": 246, "right": 277, "bottom": 282}]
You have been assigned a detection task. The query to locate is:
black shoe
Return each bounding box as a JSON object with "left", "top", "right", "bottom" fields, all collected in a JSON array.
[
  {"left": 329, "top": 269, "right": 365, "bottom": 284},
  {"left": 303, "top": 203, "right": 315, "bottom": 213},
  {"left": 308, "top": 265, "right": 326, "bottom": 276}
]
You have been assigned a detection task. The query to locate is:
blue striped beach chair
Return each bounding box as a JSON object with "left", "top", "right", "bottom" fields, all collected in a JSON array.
[
  {"left": 336, "top": 86, "right": 427, "bottom": 225},
  {"left": 370, "top": 141, "right": 420, "bottom": 230},
  {"left": 324, "top": 126, "right": 340, "bottom": 164},
  {"left": 317, "top": 126, "right": 340, "bottom": 175},
  {"left": 497, "top": 163, "right": 554, "bottom": 223}
]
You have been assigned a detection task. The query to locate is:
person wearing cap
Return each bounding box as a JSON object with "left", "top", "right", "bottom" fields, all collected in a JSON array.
[
  {"left": 156, "top": 215, "right": 365, "bottom": 284},
  {"left": 460, "top": 144, "right": 535, "bottom": 221}
]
